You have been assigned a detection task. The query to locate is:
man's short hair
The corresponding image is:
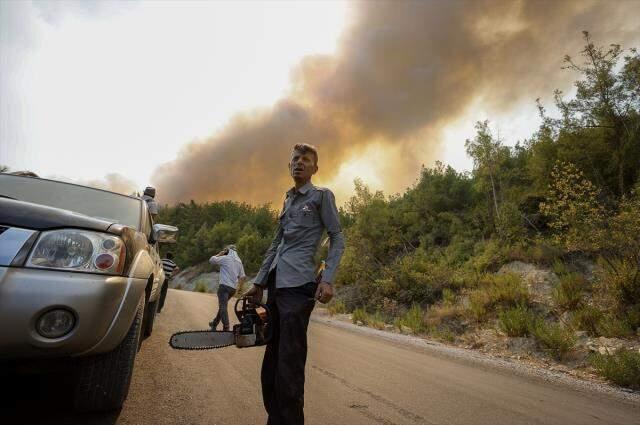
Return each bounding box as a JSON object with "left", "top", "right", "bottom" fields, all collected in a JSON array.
[
  {"left": 166, "top": 252, "right": 173, "bottom": 259},
  {"left": 292, "top": 143, "right": 318, "bottom": 166}
]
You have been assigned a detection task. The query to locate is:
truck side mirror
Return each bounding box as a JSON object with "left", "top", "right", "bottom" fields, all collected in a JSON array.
[{"left": 152, "top": 224, "right": 179, "bottom": 244}]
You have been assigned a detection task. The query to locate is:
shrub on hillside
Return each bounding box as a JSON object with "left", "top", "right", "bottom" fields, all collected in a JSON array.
[
  {"left": 591, "top": 349, "right": 640, "bottom": 390},
  {"left": 468, "top": 273, "right": 529, "bottom": 321},
  {"left": 392, "top": 251, "right": 457, "bottom": 305},
  {"left": 530, "top": 320, "right": 576, "bottom": 360},
  {"left": 596, "top": 313, "right": 636, "bottom": 338},
  {"left": 508, "top": 242, "right": 563, "bottom": 266},
  {"left": 572, "top": 305, "right": 604, "bottom": 336},
  {"left": 366, "top": 311, "right": 388, "bottom": 330},
  {"left": 498, "top": 304, "right": 537, "bottom": 337},
  {"left": 468, "top": 290, "right": 490, "bottom": 321},
  {"left": 442, "top": 288, "right": 456, "bottom": 305},
  {"left": 553, "top": 273, "right": 588, "bottom": 311},
  {"left": 486, "top": 274, "right": 530, "bottom": 307},
  {"left": 469, "top": 240, "right": 509, "bottom": 273},
  {"left": 352, "top": 307, "right": 367, "bottom": 325},
  {"left": 350, "top": 307, "right": 389, "bottom": 330},
  {"left": 597, "top": 258, "right": 640, "bottom": 308},
  {"left": 424, "top": 304, "right": 466, "bottom": 335},
  {"left": 394, "top": 303, "right": 425, "bottom": 333},
  {"left": 328, "top": 299, "right": 347, "bottom": 315}
]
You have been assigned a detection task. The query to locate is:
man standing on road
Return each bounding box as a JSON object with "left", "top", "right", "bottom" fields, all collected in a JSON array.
[
  {"left": 158, "top": 252, "right": 179, "bottom": 313},
  {"left": 246, "top": 143, "right": 345, "bottom": 425},
  {"left": 209, "top": 245, "right": 246, "bottom": 331}
]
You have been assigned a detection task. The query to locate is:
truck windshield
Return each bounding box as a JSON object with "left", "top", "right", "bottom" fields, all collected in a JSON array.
[{"left": 0, "top": 174, "right": 141, "bottom": 229}]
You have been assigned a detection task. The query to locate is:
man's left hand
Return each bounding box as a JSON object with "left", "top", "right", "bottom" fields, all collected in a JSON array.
[{"left": 315, "top": 282, "right": 334, "bottom": 304}]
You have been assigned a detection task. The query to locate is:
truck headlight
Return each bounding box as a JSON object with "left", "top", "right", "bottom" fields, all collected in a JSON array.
[{"left": 27, "top": 230, "right": 126, "bottom": 275}]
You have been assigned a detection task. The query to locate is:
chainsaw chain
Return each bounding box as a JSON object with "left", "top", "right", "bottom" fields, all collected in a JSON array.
[{"left": 169, "top": 330, "right": 235, "bottom": 350}]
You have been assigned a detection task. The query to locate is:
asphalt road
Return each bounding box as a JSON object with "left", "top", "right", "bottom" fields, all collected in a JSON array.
[{"left": 4, "top": 289, "right": 639, "bottom": 425}]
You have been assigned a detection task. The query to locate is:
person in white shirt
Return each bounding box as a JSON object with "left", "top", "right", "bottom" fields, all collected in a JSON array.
[{"left": 208, "top": 245, "right": 246, "bottom": 331}]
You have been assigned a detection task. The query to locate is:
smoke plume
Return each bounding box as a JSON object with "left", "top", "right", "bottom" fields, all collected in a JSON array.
[
  {"left": 77, "top": 173, "right": 139, "bottom": 196},
  {"left": 152, "top": 0, "right": 640, "bottom": 206}
]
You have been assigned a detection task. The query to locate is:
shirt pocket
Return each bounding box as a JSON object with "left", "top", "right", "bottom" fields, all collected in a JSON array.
[{"left": 293, "top": 206, "right": 317, "bottom": 227}]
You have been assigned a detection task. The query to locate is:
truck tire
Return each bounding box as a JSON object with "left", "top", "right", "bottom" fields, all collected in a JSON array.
[
  {"left": 73, "top": 296, "right": 144, "bottom": 412},
  {"left": 143, "top": 296, "right": 159, "bottom": 338}
]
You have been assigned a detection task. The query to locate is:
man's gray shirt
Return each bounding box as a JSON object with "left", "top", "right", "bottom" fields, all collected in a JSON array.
[{"left": 255, "top": 182, "right": 345, "bottom": 289}]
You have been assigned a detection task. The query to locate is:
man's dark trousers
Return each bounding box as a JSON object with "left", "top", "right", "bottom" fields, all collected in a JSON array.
[{"left": 261, "top": 272, "right": 316, "bottom": 425}]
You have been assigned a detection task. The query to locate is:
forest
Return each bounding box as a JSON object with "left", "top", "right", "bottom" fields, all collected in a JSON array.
[{"left": 158, "top": 35, "right": 640, "bottom": 387}]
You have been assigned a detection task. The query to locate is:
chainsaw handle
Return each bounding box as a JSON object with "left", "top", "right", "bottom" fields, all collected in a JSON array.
[
  {"left": 234, "top": 296, "right": 267, "bottom": 319},
  {"left": 233, "top": 296, "right": 273, "bottom": 345}
]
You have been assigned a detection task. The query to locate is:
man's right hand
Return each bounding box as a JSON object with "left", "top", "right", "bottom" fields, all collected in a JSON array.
[{"left": 245, "top": 284, "right": 264, "bottom": 305}]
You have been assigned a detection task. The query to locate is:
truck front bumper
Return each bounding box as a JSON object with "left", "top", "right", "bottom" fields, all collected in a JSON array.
[{"left": 0, "top": 266, "right": 147, "bottom": 359}]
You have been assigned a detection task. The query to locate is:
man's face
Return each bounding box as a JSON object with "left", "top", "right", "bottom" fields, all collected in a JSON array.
[{"left": 289, "top": 149, "right": 318, "bottom": 182}]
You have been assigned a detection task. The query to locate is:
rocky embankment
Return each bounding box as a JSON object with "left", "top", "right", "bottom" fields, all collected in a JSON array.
[
  {"left": 170, "top": 262, "right": 220, "bottom": 292},
  {"left": 170, "top": 262, "right": 253, "bottom": 294},
  {"left": 331, "top": 260, "right": 640, "bottom": 391}
]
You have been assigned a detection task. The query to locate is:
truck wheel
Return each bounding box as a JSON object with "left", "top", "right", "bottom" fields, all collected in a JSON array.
[
  {"left": 73, "top": 296, "right": 144, "bottom": 412},
  {"left": 143, "top": 296, "right": 159, "bottom": 338}
]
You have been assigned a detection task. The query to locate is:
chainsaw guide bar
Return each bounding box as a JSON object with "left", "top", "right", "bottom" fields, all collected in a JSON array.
[{"left": 169, "top": 330, "right": 235, "bottom": 350}]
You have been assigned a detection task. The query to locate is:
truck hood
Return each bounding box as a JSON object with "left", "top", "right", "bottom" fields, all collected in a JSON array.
[{"left": 0, "top": 198, "right": 115, "bottom": 232}]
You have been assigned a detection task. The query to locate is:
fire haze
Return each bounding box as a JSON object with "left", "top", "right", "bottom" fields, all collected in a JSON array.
[{"left": 151, "top": 0, "right": 640, "bottom": 206}]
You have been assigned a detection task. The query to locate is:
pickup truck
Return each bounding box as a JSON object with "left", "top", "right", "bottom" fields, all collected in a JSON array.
[{"left": 0, "top": 173, "right": 178, "bottom": 411}]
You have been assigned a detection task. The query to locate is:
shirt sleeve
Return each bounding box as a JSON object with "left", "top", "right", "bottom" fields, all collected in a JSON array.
[
  {"left": 147, "top": 200, "right": 159, "bottom": 215},
  {"left": 254, "top": 224, "right": 284, "bottom": 287},
  {"left": 319, "top": 189, "right": 345, "bottom": 284},
  {"left": 209, "top": 255, "right": 221, "bottom": 265},
  {"left": 239, "top": 262, "right": 246, "bottom": 279}
]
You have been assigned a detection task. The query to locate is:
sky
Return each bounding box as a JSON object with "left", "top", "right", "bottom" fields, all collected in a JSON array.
[
  {"left": 1, "top": 0, "right": 639, "bottom": 205},
  {"left": 1, "top": 0, "right": 350, "bottom": 193}
]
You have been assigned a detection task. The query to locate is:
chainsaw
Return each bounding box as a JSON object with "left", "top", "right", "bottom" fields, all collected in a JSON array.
[{"left": 169, "top": 296, "right": 272, "bottom": 350}]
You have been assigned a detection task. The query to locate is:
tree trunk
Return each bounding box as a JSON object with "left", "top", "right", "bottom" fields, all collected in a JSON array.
[
  {"left": 618, "top": 156, "right": 625, "bottom": 196},
  {"left": 489, "top": 172, "right": 500, "bottom": 220}
]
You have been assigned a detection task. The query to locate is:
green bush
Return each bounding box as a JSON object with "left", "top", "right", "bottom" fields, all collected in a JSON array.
[
  {"left": 486, "top": 274, "right": 530, "bottom": 307},
  {"left": 395, "top": 303, "right": 425, "bottom": 333},
  {"left": 469, "top": 240, "right": 509, "bottom": 272},
  {"left": 391, "top": 252, "right": 456, "bottom": 305},
  {"left": 194, "top": 281, "right": 209, "bottom": 293},
  {"left": 367, "top": 311, "right": 388, "bottom": 330},
  {"left": 328, "top": 299, "right": 347, "bottom": 315},
  {"left": 352, "top": 307, "right": 368, "bottom": 324},
  {"left": 572, "top": 306, "right": 604, "bottom": 336},
  {"left": 468, "top": 290, "right": 490, "bottom": 321},
  {"left": 524, "top": 243, "right": 563, "bottom": 265},
  {"left": 596, "top": 313, "right": 635, "bottom": 338},
  {"left": 591, "top": 349, "right": 640, "bottom": 389},
  {"left": 531, "top": 320, "right": 576, "bottom": 360},
  {"left": 552, "top": 259, "right": 569, "bottom": 275},
  {"left": 598, "top": 258, "right": 640, "bottom": 308},
  {"left": 350, "top": 307, "right": 389, "bottom": 330},
  {"left": 467, "top": 273, "right": 528, "bottom": 321},
  {"left": 553, "top": 273, "right": 588, "bottom": 311},
  {"left": 428, "top": 326, "right": 457, "bottom": 343},
  {"left": 424, "top": 304, "right": 466, "bottom": 336},
  {"left": 506, "top": 242, "right": 563, "bottom": 266},
  {"left": 498, "top": 304, "right": 537, "bottom": 337},
  {"left": 442, "top": 288, "right": 456, "bottom": 305}
]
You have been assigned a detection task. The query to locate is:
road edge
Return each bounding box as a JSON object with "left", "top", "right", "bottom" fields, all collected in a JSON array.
[{"left": 311, "top": 313, "right": 640, "bottom": 406}]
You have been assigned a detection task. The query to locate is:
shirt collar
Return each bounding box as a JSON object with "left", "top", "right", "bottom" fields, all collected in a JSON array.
[{"left": 287, "top": 181, "right": 315, "bottom": 197}]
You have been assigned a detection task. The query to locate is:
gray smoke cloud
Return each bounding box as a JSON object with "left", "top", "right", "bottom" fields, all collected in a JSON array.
[
  {"left": 152, "top": 0, "right": 640, "bottom": 206},
  {"left": 47, "top": 173, "right": 139, "bottom": 196}
]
